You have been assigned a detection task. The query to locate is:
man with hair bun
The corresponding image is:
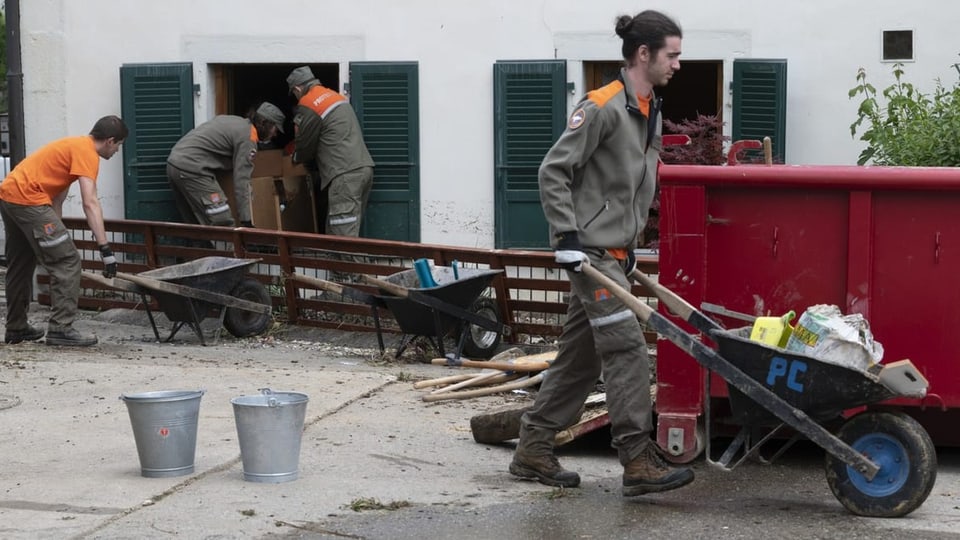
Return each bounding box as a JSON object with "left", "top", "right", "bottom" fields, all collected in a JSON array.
[
  {"left": 509, "top": 9, "right": 694, "bottom": 497},
  {"left": 0, "top": 115, "right": 127, "bottom": 346}
]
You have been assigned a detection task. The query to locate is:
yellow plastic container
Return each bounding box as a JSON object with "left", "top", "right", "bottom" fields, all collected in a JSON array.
[{"left": 749, "top": 310, "right": 796, "bottom": 348}]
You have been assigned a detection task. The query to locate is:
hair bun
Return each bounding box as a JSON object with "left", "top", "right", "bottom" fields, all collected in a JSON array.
[{"left": 614, "top": 15, "right": 632, "bottom": 37}]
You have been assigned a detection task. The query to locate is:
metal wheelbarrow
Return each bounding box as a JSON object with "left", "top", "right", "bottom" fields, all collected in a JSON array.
[
  {"left": 85, "top": 256, "right": 272, "bottom": 345},
  {"left": 583, "top": 264, "right": 937, "bottom": 518},
  {"left": 362, "top": 266, "right": 511, "bottom": 360}
]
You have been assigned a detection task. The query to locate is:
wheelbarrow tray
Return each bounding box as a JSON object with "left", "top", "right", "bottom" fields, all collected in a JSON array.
[
  {"left": 711, "top": 327, "right": 894, "bottom": 426},
  {"left": 133, "top": 256, "right": 262, "bottom": 322},
  {"left": 378, "top": 266, "right": 502, "bottom": 337}
]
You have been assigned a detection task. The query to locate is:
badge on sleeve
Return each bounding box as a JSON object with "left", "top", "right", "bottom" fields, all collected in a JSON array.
[{"left": 568, "top": 107, "right": 586, "bottom": 130}]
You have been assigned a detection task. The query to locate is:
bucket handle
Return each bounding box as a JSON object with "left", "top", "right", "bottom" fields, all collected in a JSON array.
[{"left": 258, "top": 387, "right": 280, "bottom": 407}]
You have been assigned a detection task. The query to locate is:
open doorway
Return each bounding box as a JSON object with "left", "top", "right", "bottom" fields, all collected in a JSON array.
[
  {"left": 211, "top": 63, "right": 340, "bottom": 150},
  {"left": 583, "top": 60, "right": 722, "bottom": 124},
  {"left": 210, "top": 63, "right": 340, "bottom": 232}
]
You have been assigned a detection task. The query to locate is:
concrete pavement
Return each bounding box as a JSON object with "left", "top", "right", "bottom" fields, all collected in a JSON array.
[{"left": 1, "top": 306, "right": 959, "bottom": 539}]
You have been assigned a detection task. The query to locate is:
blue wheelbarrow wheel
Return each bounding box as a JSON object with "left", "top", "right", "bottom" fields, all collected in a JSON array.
[
  {"left": 824, "top": 410, "right": 936, "bottom": 517},
  {"left": 459, "top": 297, "right": 502, "bottom": 359},
  {"left": 224, "top": 278, "right": 272, "bottom": 338}
]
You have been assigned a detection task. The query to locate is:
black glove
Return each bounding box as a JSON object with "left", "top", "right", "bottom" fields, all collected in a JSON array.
[
  {"left": 622, "top": 249, "right": 637, "bottom": 276},
  {"left": 554, "top": 231, "right": 589, "bottom": 272},
  {"left": 99, "top": 244, "right": 117, "bottom": 278},
  {"left": 240, "top": 220, "right": 254, "bottom": 228}
]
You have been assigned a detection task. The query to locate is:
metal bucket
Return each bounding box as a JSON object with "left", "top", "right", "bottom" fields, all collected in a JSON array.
[
  {"left": 231, "top": 388, "right": 309, "bottom": 483},
  {"left": 120, "top": 390, "right": 205, "bottom": 478}
]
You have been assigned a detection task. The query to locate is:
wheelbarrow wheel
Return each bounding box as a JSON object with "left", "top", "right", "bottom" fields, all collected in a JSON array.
[
  {"left": 824, "top": 410, "right": 936, "bottom": 517},
  {"left": 224, "top": 278, "right": 272, "bottom": 338},
  {"left": 459, "top": 297, "right": 502, "bottom": 359}
]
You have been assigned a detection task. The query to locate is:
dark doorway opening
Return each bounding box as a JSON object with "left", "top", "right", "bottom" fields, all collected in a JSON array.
[
  {"left": 212, "top": 63, "right": 340, "bottom": 150},
  {"left": 584, "top": 60, "right": 722, "bottom": 124},
  {"left": 211, "top": 63, "right": 341, "bottom": 233}
]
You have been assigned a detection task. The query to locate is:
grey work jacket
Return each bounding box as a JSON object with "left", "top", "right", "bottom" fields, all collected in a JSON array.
[
  {"left": 167, "top": 115, "right": 257, "bottom": 222},
  {"left": 539, "top": 69, "right": 661, "bottom": 250},
  {"left": 292, "top": 85, "right": 374, "bottom": 189}
]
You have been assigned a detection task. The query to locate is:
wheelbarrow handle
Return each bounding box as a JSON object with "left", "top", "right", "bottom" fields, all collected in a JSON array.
[
  {"left": 115, "top": 271, "right": 271, "bottom": 315},
  {"left": 360, "top": 274, "right": 408, "bottom": 298},
  {"left": 286, "top": 271, "right": 380, "bottom": 305},
  {"left": 629, "top": 268, "right": 724, "bottom": 334},
  {"left": 581, "top": 265, "right": 655, "bottom": 323}
]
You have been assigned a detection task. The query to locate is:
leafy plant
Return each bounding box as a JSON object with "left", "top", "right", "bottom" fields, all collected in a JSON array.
[
  {"left": 642, "top": 114, "right": 728, "bottom": 249},
  {"left": 849, "top": 61, "right": 960, "bottom": 166},
  {"left": 660, "top": 114, "right": 729, "bottom": 166}
]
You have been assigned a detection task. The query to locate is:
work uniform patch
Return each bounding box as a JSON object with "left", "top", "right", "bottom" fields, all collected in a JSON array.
[
  {"left": 43, "top": 223, "right": 55, "bottom": 235},
  {"left": 568, "top": 108, "right": 586, "bottom": 130},
  {"left": 594, "top": 287, "right": 611, "bottom": 302},
  {"left": 210, "top": 193, "right": 221, "bottom": 203}
]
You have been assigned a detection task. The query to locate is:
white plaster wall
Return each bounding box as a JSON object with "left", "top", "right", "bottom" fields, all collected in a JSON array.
[{"left": 17, "top": 0, "right": 960, "bottom": 247}]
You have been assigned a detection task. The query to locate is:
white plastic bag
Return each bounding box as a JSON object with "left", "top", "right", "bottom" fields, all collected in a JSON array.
[{"left": 784, "top": 304, "right": 884, "bottom": 372}]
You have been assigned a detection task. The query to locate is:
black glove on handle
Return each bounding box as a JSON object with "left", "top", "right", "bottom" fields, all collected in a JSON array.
[
  {"left": 99, "top": 244, "right": 117, "bottom": 278},
  {"left": 554, "top": 231, "right": 589, "bottom": 272}
]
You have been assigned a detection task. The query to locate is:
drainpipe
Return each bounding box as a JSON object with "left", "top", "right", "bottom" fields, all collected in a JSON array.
[{"left": 6, "top": 0, "right": 25, "bottom": 167}]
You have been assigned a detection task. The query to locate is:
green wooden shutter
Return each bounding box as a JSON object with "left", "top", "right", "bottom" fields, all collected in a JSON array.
[
  {"left": 120, "top": 63, "right": 194, "bottom": 221},
  {"left": 494, "top": 60, "right": 565, "bottom": 249},
  {"left": 732, "top": 59, "right": 787, "bottom": 163},
  {"left": 350, "top": 62, "right": 420, "bottom": 242}
]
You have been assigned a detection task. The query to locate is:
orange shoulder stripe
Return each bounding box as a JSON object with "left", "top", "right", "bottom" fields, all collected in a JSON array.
[{"left": 587, "top": 80, "right": 624, "bottom": 107}]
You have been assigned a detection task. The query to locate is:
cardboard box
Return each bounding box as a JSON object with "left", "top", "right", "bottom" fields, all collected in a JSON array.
[
  {"left": 282, "top": 155, "right": 308, "bottom": 177},
  {"left": 250, "top": 175, "right": 317, "bottom": 233},
  {"left": 252, "top": 149, "right": 283, "bottom": 177},
  {"left": 251, "top": 177, "right": 281, "bottom": 229},
  {"left": 216, "top": 171, "right": 316, "bottom": 232},
  {"left": 277, "top": 175, "right": 318, "bottom": 233}
]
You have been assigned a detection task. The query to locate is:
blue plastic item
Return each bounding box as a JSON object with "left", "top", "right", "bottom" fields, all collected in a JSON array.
[
  {"left": 451, "top": 260, "right": 460, "bottom": 280},
  {"left": 414, "top": 258, "right": 439, "bottom": 288}
]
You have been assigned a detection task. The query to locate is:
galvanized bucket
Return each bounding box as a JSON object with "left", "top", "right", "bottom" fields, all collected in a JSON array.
[
  {"left": 231, "top": 388, "right": 309, "bottom": 483},
  {"left": 120, "top": 390, "right": 205, "bottom": 478}
]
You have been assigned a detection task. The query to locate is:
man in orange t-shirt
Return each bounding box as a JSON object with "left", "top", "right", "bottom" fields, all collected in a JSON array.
[{"left": 0, "top": 115, "right": 127, "bottom": 346}]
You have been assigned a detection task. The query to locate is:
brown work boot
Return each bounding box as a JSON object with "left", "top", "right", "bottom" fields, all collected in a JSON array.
[
  {"left": 509, "top": 452, "right": 580, "bottom": 488},
  {"left": 5, "top": 325, "right": 45, "bottom": 344},
  {"left": 45, "top": 327, "right": 98, "bottom": 347},
  {"left": 622, "top": 443, "right": 694, "bottom": 496}
]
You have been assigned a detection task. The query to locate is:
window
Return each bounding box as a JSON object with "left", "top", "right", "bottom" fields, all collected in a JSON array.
[{"left": 882, "top": 30, "right": 914, "bottom": 62}]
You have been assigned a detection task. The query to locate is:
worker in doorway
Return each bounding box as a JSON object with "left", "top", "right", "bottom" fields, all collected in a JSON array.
[
  {"left": 286, "top": 66, "right": 374, "bottom": 237},
  {"left": 509, "top": 10, "right": 694, "bottom": 497},
  {"left": 166, "top": 102, "right": 286, "bottom": 227},
  {"left": 0, "top": 115, "right": 127, "bottom": 346}
]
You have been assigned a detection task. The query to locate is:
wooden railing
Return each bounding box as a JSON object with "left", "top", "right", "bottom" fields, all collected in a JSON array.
[{"left": 50, "top": 218, "right": 659, "bottom": 345}]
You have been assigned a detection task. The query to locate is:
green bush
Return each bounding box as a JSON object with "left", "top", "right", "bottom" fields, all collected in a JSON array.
[{"left": 849, "top": 62, "right": 960, "bottom": 166}]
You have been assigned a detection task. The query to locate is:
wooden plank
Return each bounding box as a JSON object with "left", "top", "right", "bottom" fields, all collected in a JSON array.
[{"left": 115, "top": 271, "right": 271, "bottom": 314}]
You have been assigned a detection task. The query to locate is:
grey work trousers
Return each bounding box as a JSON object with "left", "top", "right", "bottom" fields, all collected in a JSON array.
[
  {"left": 325, "top": 166, "right": 373, "bottom": 238},
  {"left": 167, "top": 164, "right": 235, "bottom": 227},
  {"left": 0, "top": 200, "right": 81, "bottom": 332},
  {"left": 518, "top": 252, "right": 653, "bottom": 465}
]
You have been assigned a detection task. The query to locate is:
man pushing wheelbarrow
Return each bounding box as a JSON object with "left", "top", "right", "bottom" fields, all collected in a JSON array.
[{"left": 507, "top": 10, "right": 693, "bottom": 497}]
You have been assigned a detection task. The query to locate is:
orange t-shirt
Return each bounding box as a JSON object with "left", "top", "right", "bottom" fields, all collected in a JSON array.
[
  {"left": 0, "top": 136, "right": 100, "bottom": 206},
  {"left": 636, "top": 94, "right": 651, "bottom": 117}
]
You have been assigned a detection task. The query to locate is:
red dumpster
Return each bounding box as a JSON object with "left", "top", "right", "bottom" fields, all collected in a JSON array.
[{"left": 656, "top": 163, "right": 960, "bottom": 461}]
